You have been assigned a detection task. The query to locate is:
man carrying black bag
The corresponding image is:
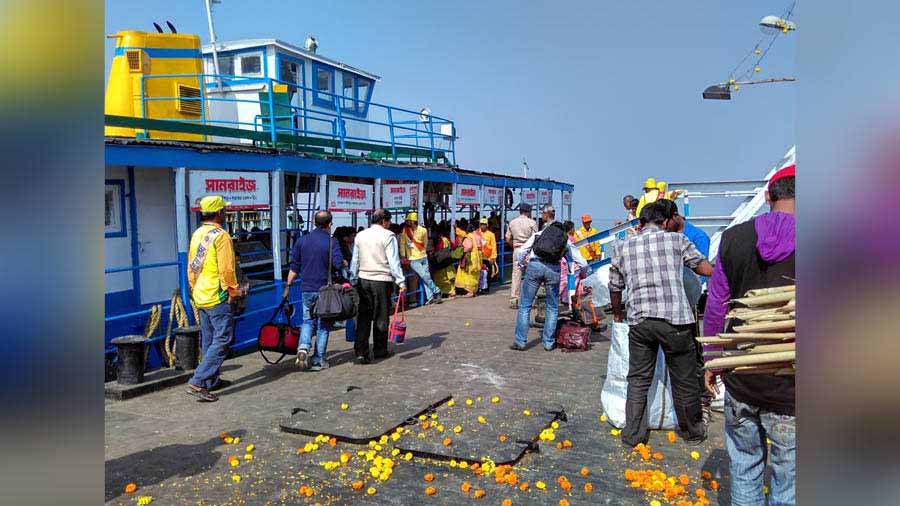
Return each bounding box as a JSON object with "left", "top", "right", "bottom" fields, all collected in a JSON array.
[{"left": 282, "top": 211, "right": 347, "bottom": 371}]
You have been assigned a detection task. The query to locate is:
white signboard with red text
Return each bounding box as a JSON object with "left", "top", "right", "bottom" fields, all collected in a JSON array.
[
  {"left": 521, "top": 189, "right": 538, "bottom": 205},
  {"left": 189, "top": 170, "right": 269, "bottom": 211},
  {"left": 539, "top": 189, "right": 552, "bottom": 205},
  {"left": 382, "top": 183, "right": 418, "bottom": 209},
  {"left": 483, "top": 186, "right": 502, "bottom": 206},
  {"left": 562, "top": 191, "right": 572, "bottom": 206},
  {"left": 328, "top": 182, "right": 374, "bottom": 212},
  {"left": 456, "top": 184, "right": 482, "bottom": 205}
]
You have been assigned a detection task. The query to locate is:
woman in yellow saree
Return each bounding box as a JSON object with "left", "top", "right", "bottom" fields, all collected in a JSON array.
[
  {"left": 433, "top": 226, "right": 456, "bottom": 298},
  {"left": 455, "top": 223, "right": 483, "bottom": 297}
]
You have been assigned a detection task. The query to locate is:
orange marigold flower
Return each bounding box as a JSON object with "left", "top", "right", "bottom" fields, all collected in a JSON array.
[
  {"left": 652, "top": 452, "right": 664, "bottom": 460},
  {"left": 519, "top": 482, "right": 529, "bottom": 492},
  {"left": 329, "top": 437, "right": 337, "bottom": 447},
  {"left": 710, "top": 480, "right": 719, "bottom": 491},
  {"left": 701, "top": 471, "right": 712, "bottom": 480},
  {"left": 584, "top": 482, "right": 593, "bottom": 493},
  {"left": 442, "top": 437, "right": 452, "bottom": 446},
  {"left": 580, "top": 467, "right": 589, "bottom": 477},
  {"left": 695, "top": 488, "right": 706, "bottom": 498},
  {"left": 502, "top": 499, "right": 512, "bottom": 506},
  {"left": 124, "top": 483, "right": 137, "bottom": 494},
  {"left": 505, "top": 473, "right": 518, "bottom": 486},
  {"left": 425, "top": 486, "right": 437, "bottom": 496},
  {"left": 556, "top": 442, "right": 563, "bottom": 450},
  {"left": 499, "top": 435, "right": 508, "bottom": 442},
  {"left": 667, "top": 431, "right": 677, "bottom": 443},
  {"left": 473, "top": 489, "right": 486, "bottom": 499},
  {"left": 424, "top": 473, "right": 435, "bottom": 482},
  {"left": 351, "top": 480, "right": 364, "bottom": 491},
  {"left": 559, "top": 499, "right": 570, "bottom": 506},
  {"left": 461, "top": 482, "right": 472, "bottom": 493},
  {"left": 562, "top": 439, "right": 572, "bottom": 448},
  {"left": 679, "top": 474, "right": 690, "bottom": 486},
  {"left": 561, "top": 481, "right": 572, "bottom": 492}
]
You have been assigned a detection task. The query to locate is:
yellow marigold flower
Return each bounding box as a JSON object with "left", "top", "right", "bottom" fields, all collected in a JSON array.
[
  {"left": 232, "top": 437, "right": 240, "bottom": 444},
  {"left": 600, "top": 414, "right": 607, "bottom": 423},
  {"left": 391, "top": 448, "right": 400, "bottom": 456},
  {"left": 136, "top": 496, "right": 154, "bottom": 506},
  {"left": 523, "top": 410, "right": 531, "bottom": 416},
  {"left": 491, "top": 396, "right": 500, "bottom": 403},
  {"left": 466, "top": 399, "right": 474, "bottom": 406},
  {"left": 244, "top": 454, "right": 253, "bottom": 461},
  {"left": 477, "top": 416, "right": 487, "bottom": 424},
  {"left": 224, "top": 437, "right": 234, "bottom": 444},
  {"left": 231, "top": 475, "right": 241, "bottom": 483},
  {"left": 245, "top": 444, "right": 255, "bottom": 453},
  {"left": 447, "top": 399, "right": 456, "bottom": 407},
  {"left": 611, "top": 429, "right": 621, "bottom": 436},
  {"left": 341, "top": 403, "right": 349, "bottom": 410},
  {"left": 535, "top": 480, "right": 546, "bottom": 490},
  {"left": 551, "top": 421, "right": 559, "bottom": 429},
  {"left": 367, "top": 487, "right": 377, "bottom": 495},
  {"left": 453, "top": 425, "right": 462, "bottom": 433},
  {"left": 691, "top": 451, "right": 700, "bottom": 460},
  {"left": 404, "top": 452, "right": 413, "bottom": 461}
]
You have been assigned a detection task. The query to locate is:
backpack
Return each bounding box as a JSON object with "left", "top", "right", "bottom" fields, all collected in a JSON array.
[
  {"left": 312, "top": 239, "right": 359, "bottom": 322},
  {"left": 533, "top": 222, "right": 568, "bottom": 263}
]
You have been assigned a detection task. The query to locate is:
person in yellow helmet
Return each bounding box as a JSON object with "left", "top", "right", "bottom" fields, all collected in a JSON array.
[
  {"left": 573, "top": 213, "right": 602, "bottom": 262},
  {"left": 635, "top": 177, "right": 660, "bottom": 218},
  {"left": 657, "top": 181, "right": 668, "bottom": 200},
  {"left": 401, "top": 212, "right": 441, "bottom": 304}
]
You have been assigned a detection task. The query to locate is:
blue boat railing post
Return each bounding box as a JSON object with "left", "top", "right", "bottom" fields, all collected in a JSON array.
[
  {"left": 387, "top": 107, "right": 397, "bottom": 162},
  {"left": 428, "top": 115, "right": 436, "bottom": 162},
  {"left": 450, "top": 120, "right": 457, "bottom": 165},
  {"left": 267, "top": 78, "right": 278, "bottom": 146},
  {"left": 334, "top": 95, "right": 346, "bottom": 157}
]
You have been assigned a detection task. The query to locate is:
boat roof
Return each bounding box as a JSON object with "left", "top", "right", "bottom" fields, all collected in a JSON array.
[{"left": 202, "top": 38, "right": 381, "bottom": 81}]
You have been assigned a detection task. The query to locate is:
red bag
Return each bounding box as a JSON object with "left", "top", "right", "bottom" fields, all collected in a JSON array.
[
  {"left": 389, "top": 293, "right": 407, "bottom": 344},
  {"left": 257, "top": 299, "right": 300, "bottom": 364},
  {"left": 556, "top": 320, "right": 591, "bottom": 352}
]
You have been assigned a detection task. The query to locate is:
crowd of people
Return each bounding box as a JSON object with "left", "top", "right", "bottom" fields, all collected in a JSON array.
[{"left": 184, "top": 167, "right": 795, "bottom": 505}]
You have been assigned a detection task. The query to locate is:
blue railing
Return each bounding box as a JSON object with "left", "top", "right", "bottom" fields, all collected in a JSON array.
[{"left": 138, "top": 73, "right": 457, "bottom": 165}]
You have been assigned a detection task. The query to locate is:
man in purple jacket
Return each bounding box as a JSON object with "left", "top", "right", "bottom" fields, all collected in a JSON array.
[{"left": 703, "top": 165, "right": 796, "bottom": 506}]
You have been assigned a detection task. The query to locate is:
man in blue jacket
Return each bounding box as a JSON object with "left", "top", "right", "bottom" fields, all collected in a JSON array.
[{"left": 282, "top": 210, "right": 346, "bottom": 371}]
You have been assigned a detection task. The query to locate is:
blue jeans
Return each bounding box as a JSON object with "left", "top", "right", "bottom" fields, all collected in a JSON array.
[
  {"left": 725, "top": 391, "right": 796, "bottom": 506},
  {"left": 299, "top": 291, "right": 331, "bottom": 365},
  {"left": 409, "top": 257, "right": 440, "bottom": 301},
  {"left": 190, "top": 302, "right": 234, "bottom": 389},
  {"left": 514, "top": 260, "right": 560, "bottom": 349}
]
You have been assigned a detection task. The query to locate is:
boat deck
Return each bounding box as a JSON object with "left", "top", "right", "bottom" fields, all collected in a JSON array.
[{"left": 105, "top": 287, "right": 730, "bottom": 505}]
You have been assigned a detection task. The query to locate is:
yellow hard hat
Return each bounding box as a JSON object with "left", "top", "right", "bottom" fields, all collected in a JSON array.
[
  {"left": 199, "top": 195, "right": 230, "bottom": 213},
  {"left": 643, "top": 177, "right": 657, "bottom": 190},
  {"left": 479, "top": 217, "right": 488, "bottom": 225},
  {"left": 405, "top": 212, "right": 418, "bottom": 222},
  {"left": 656, "top": 181, "right": 667, "bottom": 192}
]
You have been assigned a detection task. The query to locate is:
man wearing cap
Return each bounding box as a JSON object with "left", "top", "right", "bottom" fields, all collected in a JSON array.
[
  {"left": 401, "top": 212, "right": 441, "bottom": 305},
  {"left": 703, "top": 165, "right": 796, "bottom": 506},
  {"left": 573, "top": 214, "right": 602, "bottom": 263},
  {"left": 504, "top": 203, "right": 538, "bottom": 309},
  {"left": 475, "top": 217, "right": 498, "bottom": 292},
  {"left": 635, "top": 177, "right": 660, "bottom": 219},
  {"left": 185, "top": 196, "right": 247, "bottom": 402}
]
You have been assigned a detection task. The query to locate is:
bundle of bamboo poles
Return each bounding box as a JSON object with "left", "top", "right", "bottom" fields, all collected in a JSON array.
[{"left": 700, "top": 285, "right": 795, "bottom": 375}]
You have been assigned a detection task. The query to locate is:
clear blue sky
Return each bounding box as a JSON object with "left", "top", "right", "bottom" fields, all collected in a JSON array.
[{"left": 105, "top": 0, "right": 796, "bottom": 227}]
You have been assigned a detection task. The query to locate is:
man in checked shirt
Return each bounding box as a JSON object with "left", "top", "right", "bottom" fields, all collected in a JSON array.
[{"left": 608, "top": 202, "right": 714, "bottom": 447}]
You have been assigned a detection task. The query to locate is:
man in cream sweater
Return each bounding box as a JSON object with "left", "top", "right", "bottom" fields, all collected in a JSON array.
[{"left": 349, "top": 209, "right": 407, "bottom": 364}]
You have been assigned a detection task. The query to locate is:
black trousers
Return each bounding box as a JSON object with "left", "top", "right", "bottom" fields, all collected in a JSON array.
[
  {"left": 355, "top": 279, "right": 394, "bottom": 358},
  {"left": 623, "top": 318, "right": 705, "bottom": 447}
]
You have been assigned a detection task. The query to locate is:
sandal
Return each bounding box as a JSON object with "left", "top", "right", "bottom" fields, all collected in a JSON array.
[{"left": 186, "top": 385, "right": 218, "bottom": 402}]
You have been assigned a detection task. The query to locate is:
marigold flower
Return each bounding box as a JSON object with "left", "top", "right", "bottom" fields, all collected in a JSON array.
[
  {"left": 424, "top": 473, "right": 435, "bottom": 482},
  {"left": 442, "top": 437, "right": 452, "bottom": 446},
  {"left": 453, "top": 425, "right": 462, "bottom": 433},
  {"left": 506, "top": 473, "right": 518, "bottom": 486},
  {"left": 611, "top": 428, "right": 621, "bottom": 436},
  {"left": 228, "top": 456, "right": 240, "bottom": 467},
  {"left": 690, "top": 451, "right": 700, "bottom": 460},
  {"left": 535, "top": 480, "right": 546, "bottom": 490},
  {"left": 477, "top": 416, "right": 487, "bottom": 424},
  {"left": 600, "top": 414, "right": 607, "bottom": 423},
  {"left": 404, "top": 452, "right": 413, "bottom": 461},
  {"left": 425, "top": 486, "right": 437, "bottom": 496},
  {"left": 563, "top": 440, "right": 572, "bottom": 448},
  {"left": 367, "top": 487, "right": 377, "bottom": 495},
  {"left": 519, "top": 482, "right": 529, "bottom": 491},
  {"left": 351, "top": 480, "right": 364, "bottom": 490},
  {"left": 580, "top": 467, "right": 589, "bottom": 477},
  {"left": 559, "top": 500, "right": 570, "bottom": 506},
  {"left": 245, "top": 444, "right": 255, "bottom": 453},
  {"left": 136, "top": 496, "right": 153, "bottom": 506},
  {"left": 340, "top": 403, "right": 349, "bottom": 410},
  {"left": 522, "top": 409, "right": 531, "bottom": 416},
  {"left": 124, "top": 483, "right": 137, "bottom": 494},
  {"left": 650, "top": 501, "right": 661, "bottom": 506},
  {"left": 695, "top": 488, "right": 706, "bottom": 498},
  {"left": 667, "top": 431, "right": 677, "bottom": 443},
  {"left": 244, "top": 453, "right": 253, "bottom": 461},
  {"left": 584, "top": 482, "right": 593, "bottom": 493},
  {"left": 701, "top": 471, "right": 712, "bottom": 480},
  {"left": 473, "top": 489, "right": 485, "bottom": 499},
  {"left": 232, "top": 437, "right": 240, "bottom": 444},
  {"left": 224, "top": 437, "right": 234, "bottom": 444},
  {"left": 466, "top": 399, "right": 474, "bottom": 406},
  {"left": 491, "top": 396, "right": 501, "bottom": 404},
  {"left": 652, "top": 452, "right": 664, "bottom": 460},
  {"left": 447, "top": 399, "right": 456, "bottom": 407},
  {"left": 231, "top": 474, "right": 241, "bottom": 483},
  {"left": 502, "top": 499, "right": 512, "bottom": 506},
  {"left": 329, "top": 437, "right": 337, "bottom": 447},
  {"left": 710, "top": 480, "right": 719, "bottom": 491},
  {"left": 461, "top": 481, "right": 472, "bottom": 493}
]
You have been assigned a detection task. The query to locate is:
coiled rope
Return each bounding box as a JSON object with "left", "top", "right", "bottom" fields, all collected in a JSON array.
[{"left": 140, "top": 290, "right": 200, "bottom": 367}]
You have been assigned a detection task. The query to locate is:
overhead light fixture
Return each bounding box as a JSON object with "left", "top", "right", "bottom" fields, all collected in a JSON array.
[{"left": 701, "top": 77, "right": 796, "bottom": 101}]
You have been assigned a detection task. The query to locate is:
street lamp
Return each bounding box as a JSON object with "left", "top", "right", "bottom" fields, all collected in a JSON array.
[{"left": 702, "top": 77, "right": 796, "bottom": 100}]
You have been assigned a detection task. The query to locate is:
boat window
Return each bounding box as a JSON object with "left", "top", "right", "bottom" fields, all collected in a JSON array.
[
  {"left": 312, "top": 62, "right": 336, "bottom": 109},
  {"left": 240, "top": 55, "right": 262, "bottom": 76},
  {"left": 342, "top": 73, "right": 355, "bottom": 111},
  {"left": 279, "top": 59, "right": 300, "bottom": 84},
  {"left": 217, "top": 55, "right": 234, "bottom": 76},
  {"left": 356, "top": 78, "right": 371, "bottom": 115}
]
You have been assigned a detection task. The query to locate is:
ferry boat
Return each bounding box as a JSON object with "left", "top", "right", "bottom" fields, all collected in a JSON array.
[{"left": 103, "top": 27, "right": 576, "bottom": 373}]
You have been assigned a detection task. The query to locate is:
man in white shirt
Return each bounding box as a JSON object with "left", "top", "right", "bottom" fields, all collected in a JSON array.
[{"left": 350, "top": 209, "right": 407, "bottom": 364}]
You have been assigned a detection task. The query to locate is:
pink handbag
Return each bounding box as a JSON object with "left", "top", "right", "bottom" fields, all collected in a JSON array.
[{"left": 389, "top": 294, "right": 407, "bottom": 344}]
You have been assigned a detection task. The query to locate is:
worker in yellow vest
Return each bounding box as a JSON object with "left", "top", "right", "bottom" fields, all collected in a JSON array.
[
  {"left": 186, "top": 195, "right": 247, "bottom": 402},
  {"left": 574, "top": 213, "right": 602, "bottom": 262},
  {"left": 635, "top": 177, "right": 660, "bottom": 219},
  {"left": 401, "top": 212, "right": 442, "bottom": 304}
]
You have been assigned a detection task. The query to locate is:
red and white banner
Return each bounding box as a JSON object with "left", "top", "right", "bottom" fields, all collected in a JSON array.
[
  {"left": 521, "top": 189, "right": 538, "bottom": 205},
  {"left": 456, "top": 184, "right": 482, "bottom": 205},
  {"left": 189, "top": 170, "right": 269, "bottom": 211},
  {"left": 484, "top": 186, "right": 502, "bottom": 206},
  {"left": 328, "top": 182, "right": 374, "bottom": 212},
  {"left": 382, "top": 183, "right": 418, "bottom": 209},
  {"left": 539, "top": 189, "right": 552, "bottom": 205},
  {"left": 562, "top": 191, "right": 572, "bottom": 206}
]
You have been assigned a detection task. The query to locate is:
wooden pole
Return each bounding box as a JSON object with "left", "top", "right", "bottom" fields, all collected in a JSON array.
[
  {"left": 704, "top": 351, "right": 795, "bottom": 369},
  {"left": 731, "top": 292, "right": 795, "bottom": 307},
  {"left": 733, "top": 320, "right": 795, "bottom": 333},
  {"left": 744, "top": 286, "right": 795, "bottom": 297}
]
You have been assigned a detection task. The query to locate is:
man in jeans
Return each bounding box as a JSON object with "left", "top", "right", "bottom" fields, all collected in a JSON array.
[
  {"left": 703, "top": 165, "right": 796, "bottom": 506},
  {"left": 350, "top": 209, "right": 407, "bottom": 364},
  {"left": 400, "top": 212, "right": 441, "bottom": 305},
  {"left": 504, "top": 203, "right": 537, "bottom": 308},
  {"left": 509, "top": 205, "right": 587, "bottom": 351},
  {"left": 186, "top": 196, "right": 247, "bottom": 402},
  {"left": 608, "top": 202, "right": 714, "bottom": 446},
  {"left": 282, "top": 210, "right": 346, "bottom": 371}
]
